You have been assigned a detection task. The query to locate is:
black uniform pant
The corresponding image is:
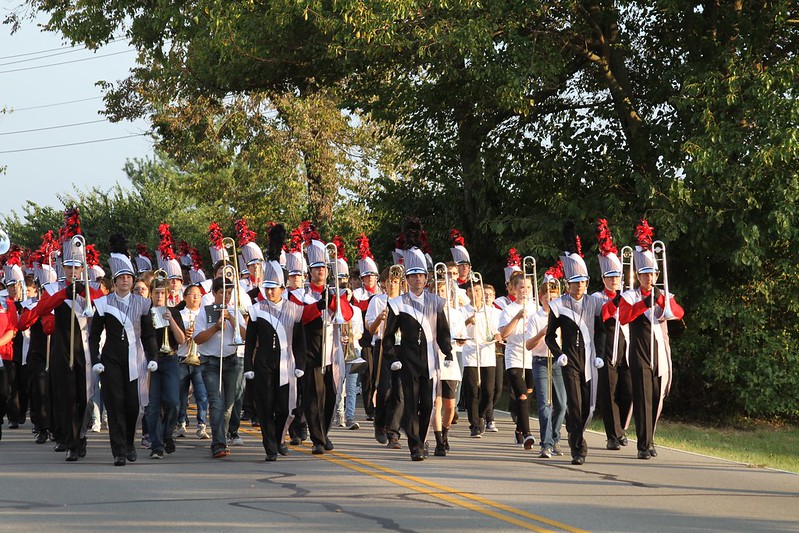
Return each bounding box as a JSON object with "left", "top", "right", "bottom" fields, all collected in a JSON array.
[
  {"left": 50, "top": 351, "right": 90, "bottom": 451},
  {"left": 462, "top": 366, "right": 496, "bottom": 430},
  {"left": 242, "top": 380, "right": 257, "bottom": 421},
  {"left": 488, "top": 354, "right": 504, "bottom": 422},
  {"left": 253, "top": 366, "right": 290, "bottom": 456},
  {"left": 360, "top": 346, "right": 374, "bottom": 416},
  {"left": 6, "top": 360, "right": 29, "bottom": 425},
  {"left": 561, "top": 366, "right": 591, "bottom": 458},
  {"left": 506, "top": 368, "right": 532, "bottom": 436},
  {"left": 100, "top": 358, "right": 139, "bottom": 458},
  {"left": 399, "top": 370, "right": 433, "bottom": 455},
  {"left": 630, "top": 354, "right": 661, "bottom": 452},
  {"left": 374, "top": 354, "right": 404, "bottom": 437},
  {"left": 303, "top": 365, "right": 336, "bottom": 447},
  {"left": 597, "top": 359, "right": 632, "bottom": 442},
  {"left": 288, "top": 374, "right": 305, "bottom": 440},
  {"left": 27, "top": 352, "right": 49, "bottom": 431},
  {"left": 0, "top": 361, "right": 10, "bottom": 429}
]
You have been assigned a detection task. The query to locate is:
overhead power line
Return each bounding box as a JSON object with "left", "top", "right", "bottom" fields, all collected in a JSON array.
[
  {"left": 0, "top": 36, "right": 126, "bottom": 61},
  {"left": 9, "top": 96, "right": 103, "bottom": 112},
  {"left": 0, "top": 119, "right": 109, "bottom": 136},
  {"left": 0, "top": 49, "right": 135, "bottom": 75},
  {"left": 0, "top": 133, "right": 148, "bottom": 154}
]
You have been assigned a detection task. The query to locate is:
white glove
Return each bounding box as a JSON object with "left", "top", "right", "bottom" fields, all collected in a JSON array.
[
  {"left": 147, "top": 361, "right": 158, "bottom": 372},
  {"left": 443, "top": 359, "right": 453, "bottom": 368},
  {"left": 244, "top": 371, "right": 255, "bottom": 380},
  {"left": 391, "top": 361, "right": 402, "bottom": 371},
  {"left": 92, "top": 363, "right": 105, "bottom": 375},
  {"left": 593, "top": 357, "right": 605, "bottom": 369},
  {"left": 557, "top": 354, "right": 568, "bottom": 367},
  {"left": 294, "top": 369, "right": 305, "bottom": 378}
]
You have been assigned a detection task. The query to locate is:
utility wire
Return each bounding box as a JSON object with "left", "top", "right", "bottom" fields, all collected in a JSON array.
[
  {"left": 0, "top": 36, "right": 126, "bottom": 60},
  {"left": 0, "top": 49, "right": 134, "bottom": 75},
  {"left": 0, "top": 133, "right": 148, "bottom": 154},
  {"left": 8, "top": 96, "right": 103, "bottom": 112},
  {"left": 0, "top": 119, "right": 109, "bottom": 136}
]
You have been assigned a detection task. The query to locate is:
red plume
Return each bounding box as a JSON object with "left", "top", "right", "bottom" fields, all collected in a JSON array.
[
  {"left": 333, "top": 235, "right": 347, "bottom": 263},
  {"left": 59, "top": 207, "right": 81, "bottom": 240},
  {"left": 208, "top": 222, "right": 224, "bottom": 248},
  {"left": 506, "top": 248, "right": 521, "bottom": 268},
  {"left": 596, "top": 219, "right": 618, "bottom": 257},
  {"left": 177, "top": 240, "right": 190, "bottom": 257},
  {"left": 85, "top": 244, "right": 100, "bottom": 267},
  {"left": 355, "top": 233, "right": 374, "bottom": 260},
  {"left": 29, "top": 250, "right": 43, "bottom": 268},
  {"left": 635, "top": 219, "right": 655, "bottom": 251},
  {"left": 136, "top": 243, "right": 151, "bottom": 259},
  {"left": 289, "top": 226, "right": 304, "bottom": 253},
  {"left": 189, "top": 247, "right": 204, "bottom": 270},
  {"left": 419, "top": 230, "right": 433, "bottom": 255},
  {"left": 545, "top": 260, "right": 564, "bottom": 280},
  {"left": 394, "top": 234, "right": 405, "bottom": 250},
  {"left": 303, "top": 221, "right": 320, "bottom": 244},
  {"left": 450, "top": 228, "right": 465, "bottom": 247},
  {"left": 37, "top": 230, "right": 60, "bottom": 261},
  {"left": 158, "top": 223, "right": 176, "bottom": 260},
  {"left": 575, "top": 235, "right": 584, "bottom": 258},
  {"left": 5, "top": 244, "right": 23, "bottom": 267},
  {"left": 235, "top": 218, "right": 257, "bottom": 247}
]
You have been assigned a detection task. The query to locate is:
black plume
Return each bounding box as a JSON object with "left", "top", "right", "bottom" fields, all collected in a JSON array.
[
  {"left": 267, "top": 223, "right": 286, "bottom": 262},
  {"left": 562, "top": 220, "right": 578, "bottom": 254},
  {"left": 402, "top": 216, "right": 424, "bottom": 249},
  {"left": 109, "top": 234, "right": 129, "bottom": 256}
]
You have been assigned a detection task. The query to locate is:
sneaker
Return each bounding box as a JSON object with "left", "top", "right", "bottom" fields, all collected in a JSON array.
[
  {"left": 229, "top": 435, "right": 245, "bottom": 446},
  {"left": 164, "top": 439, "right": 176, "bottom": 454},
  {"left": 551, "top": 443, "right": 564, "bottom": 456},
  {"left": 176, "top": 422, "right": 187, "bottom": 438},
  {"left": 538, "top": 446, "right": 552, "bottom": 459},
  {"left": 90, "top": 423, "right": 101, "bottom": 433},
  {"left": 213, "top": 446, "right": 229, "bottom": 459},
  {"left": 336, "top": 415, "right": 346, "bottom": 428},
  {"left": 150, "top": 449, "right": 164, "bottom": 459},
  {"left": 387, "top": 436, "right": 402, "bottom": 449},
  {"left": 486, "top": 421, "right": 498, "bottom": 432},
  {"left": 469, "top": 427, "right": 482, "bottom": 438},
  {"left": 523, "top": 435, "right": 536, "bottom": 450},
  {"left": 346, "top": 420, "right": 360, "bottom": 430},
  {"left": 196, "top": 424, "right": 210, "bottom": 439},
  {"left": 141, "top": 435, "right": 151, "bottom": 449}
]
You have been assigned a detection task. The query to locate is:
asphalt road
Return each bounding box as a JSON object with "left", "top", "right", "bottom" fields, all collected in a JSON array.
[{"left": 1, "top": 408, "right": 797, "bottom": 532}]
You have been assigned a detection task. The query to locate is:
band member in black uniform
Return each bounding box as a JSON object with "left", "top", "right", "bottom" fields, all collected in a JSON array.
[
  {"left": 3, "top": 249, "right": 28, "bottom": 429},
  {"left": 89, "top": 235, "right": 158, "bottom": 466},
  {"left": 352, "top": 233, "right": 380, "bottom": 422},
  {"left": 545, "top": 222, "right": 606, "bottom": 466},
  {"left": 285, "top": 223, "right": 309, "bottom": 445},
  {"left": 382, "top": 218, "right": 453, "bottom": 461},
  {"left": 243, "top": 224, "right": 307, "bottom": 461}
]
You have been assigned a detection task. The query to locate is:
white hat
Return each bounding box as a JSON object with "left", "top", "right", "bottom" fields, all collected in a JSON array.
[
  {"left": 108, "top": 253, "right": 136, "bottom": 279},
  {"left": 403, "top": 248, "right": 428, "bottom": 275},
  {"left": 306, "top": 239, "right": 327, "bottom": 269},
  {"left": 261, "top": 260, "right": 285, "bottom": 288}
]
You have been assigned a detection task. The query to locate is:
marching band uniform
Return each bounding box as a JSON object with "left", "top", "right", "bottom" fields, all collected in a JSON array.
[
  {"left": 89, "top": 242, "right": 158, "bottom": 465},
  {"left": 545, "top": 226, "right": 605, "bottom": 465},
  {"left": 593, "top": 219, "right": 633, "bottom": 450},
  {"left": 352, "top": 233, "right": 380, "bottom": 422},
  {"left": 382, "top": 241, "right": 453, "bottom": 461},
  {"left": 4, "top": 254, "right": 28, "bottom": 429},
  {"left": 0, "top": 293, "right": 19, "bottom": 442},
  {"left": 618, "top": 220, "right": 685, "bottom": 460},
  {"left": 175, "top": 288, "right": 209, "bottom": 440}
]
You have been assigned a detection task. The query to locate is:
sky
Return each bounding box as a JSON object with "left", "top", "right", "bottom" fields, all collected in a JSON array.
[{"left": 0, "top": 12, "right": 153, "bottom": 221}]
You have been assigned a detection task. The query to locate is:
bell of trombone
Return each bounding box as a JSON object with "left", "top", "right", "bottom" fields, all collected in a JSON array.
[
  {"left": 0, "top": 229, "right": 10, "bottom": 255},
  {"left": 652, "top": 240, "right": 678, "bottom": 321},
  {"left": 325, "top": 242, "right": 347, "bottom": 325}
]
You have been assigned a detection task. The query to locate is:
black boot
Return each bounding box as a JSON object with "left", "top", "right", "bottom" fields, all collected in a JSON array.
[
  {"left": 434, "top": 431, "right": 446, "bottom": 456},
  {"left": 442, "top": 427, "right": 450, "bottom": 451}
]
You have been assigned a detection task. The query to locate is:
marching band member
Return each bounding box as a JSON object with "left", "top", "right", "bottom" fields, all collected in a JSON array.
[
  {"left": 525, "top": 267, "right": 567, "bottom": 458},
  {"left": 236, "top": 218, "right": 264, "bottom": 293},
  {"left": 449, "top": 229, "right": 471, "bottom": 306},
  {"left": 243, "top": 224, "right": 307, "bottom": 461},
  {"left": 0, "top": 275, "right": 18, "bottom": 443},
  {"left": 352, "top": 233, "right": 380, "bottom": 423},
  {"left": 496, "top": 249, "right": 521, "bottom": 424},
  {"left": 545, "top": 223, "right": 606, "bottom": 465},
  {"left": 382, "top": 218, "right": 453, "bottom": 461},
  {"left": 89, "top": 235, "right": 158, "bottom": 466},
  {"left": 157, "top": 224, "right": 185, "bottom": 307},
  {"left": 175, "top": 284, "right": 210, "bottom": 440},
  {"left": 4, "top": 247, "right": 28, "bottom": 430},
  {"left": 285, "top": 224, "right": 309, "bottom": 445},
  {"left": 593, "top": 219, "right": 633, "bottom": 451},
  {"left": 432, "top": 276, "right": 464, "bottom": 456},
  {"left": 618, "top": 220, "right": 684, "bottom": 460},
  {"left": 134, "top": 243, "right": 153, "bottom": 274}
]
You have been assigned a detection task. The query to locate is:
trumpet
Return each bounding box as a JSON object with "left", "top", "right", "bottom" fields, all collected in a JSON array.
[
  {"left": 182, "top": 311, "right": 200, "bottom": 366},
  {"left": 68, "top": 235, "right": 94, "bottom": 370}
]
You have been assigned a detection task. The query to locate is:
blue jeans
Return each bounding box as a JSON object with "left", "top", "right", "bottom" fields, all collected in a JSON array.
[
  {"left": 178, "top": 362, "right": 208, "bottom": 427},
  {"left": 200, "top": 356, "right": 242, "bottom": 449},
  {"left": 227, "top": 358, "right": 244, "bottom": 437},
  {"left": 146, "top": 355, "right": 180, "bottom": 452},
  {"left": 345, "top": 363, "right": 359, "bottom": 421},
  {"left": 533, "top": 357, "right": 567, "bottom": 449}
]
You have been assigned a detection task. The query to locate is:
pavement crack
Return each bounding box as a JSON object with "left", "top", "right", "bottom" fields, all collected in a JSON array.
[
  {"left": 319, "top": 502, "right": 417, "bottom": 532},
  {"left": 257, "top": 471, "right": 311, "bottom": 497}
]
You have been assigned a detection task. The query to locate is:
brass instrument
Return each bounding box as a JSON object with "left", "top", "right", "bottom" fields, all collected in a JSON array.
[
  {"left": 222, "top": 237, "right": 250, "bottom": 321},
  {"left": 611, "top": 245, "right": 634, "bottom": 366},
  {"left": 389, "top": 264, "right": 407, "bottom": 294},
  {"left": 521, "top": 255, "right": 538, "bottom": 374},
  {"left": 433, "top": 262, "right": 452, "bottom": 325},
  {"left": 650, "top": 241, "right": 677, "bottom": 367},
  {"left": 469, "top": 271, "right": 492, "bottom": 388},
  {"left": 182, "top": 310, "right": 200, "bottom": 366},
  {"left": 321, "top": 242, "right": 347, "bottom": 375},
  {"left": 68, "top": 235, "right": 94, "bottom": 370},
  {"left": 218, "top": 263, "right": 241, "bottom": 392},
  {"left": 0, "top": 229, "right": 9, "bottom": 255},
  {"left": 152, "top": 269, "right": 173, "bottom": 354}
]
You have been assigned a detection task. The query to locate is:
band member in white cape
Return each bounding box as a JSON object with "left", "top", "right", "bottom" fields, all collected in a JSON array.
[
  {"left": 382, "top": 217, "right": 454, "bottom": 461},
  {"left": 593, "top": 219, "right": 633, "bottom": 451},
  {"left": 27, "top": 208, "right": 104, "bottom": 461},
  {"left": 618, "top": 220, "right": 684, "bottom": 460},
  {"left": 89, "top": 235, "right": 158, "bottom": 466},
  {"left": 352, "top": 233, "right": 380, "bottom": 423},
  {"left": 243, "top": 224, "right": 307, "bottom": 461},
  {"left": 544, "top": 222, "right": 606, "bottom": 465}
]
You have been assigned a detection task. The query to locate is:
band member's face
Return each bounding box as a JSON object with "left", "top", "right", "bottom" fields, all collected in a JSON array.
[
  {"left": 484, "top": 288, "right": 495, "bottom": 306},
  {"left": 387, "top": 277, "right": 401, "bottom": 297},
  {"left": 436, "top": 282, "right": 447, "bottom": 299},
  {"left": 25, "top": 284, "right": 37, "bottom": 299},
  {"left": 603, "top": 275, "right": 621, "bottom": 293},
  {"left": 407, "top": 273, "right": 427, "bottom": 293},
  {"left": 265, "top": 286, "right": 284, "bottom": 303},
  {"left": 310, "top": 266, "right": 327, "bottom": 285},
  {"left": 215, "top": 287, "right": 232, "bottom": 305},
  {"left": 114, "top": 274, "right": 134, "bottom": 294},
  {"left": 64, "top": 265, "right": 83, "bottom": 281},
  {"left": 133, "top": 281, "right": 149, "bottom": 298},
  {"left": 362, "top": 275, "right": 377, "bottom": 290},
  {"left": 168, "top": 278, "right": 183, "bottom": 292},
  {"left": 183, "top": 288, "right": 201, "bottom": 308},
  {"left": 637, "top": 272, "right": 657, "bottom": 291},
  {"left": 568, "top": 280, "right": 588, "bottom": 300},
  {"left": 152, "top": 288, "right": 166, "bottom": 307},
  {"left": 447, "top": 267, "right": 458, "bottom": 280},
  {"left": 6, "top": 283, "right": 18, "bottom": 300},
  {"left": 287, "top": 273, "right": 304, "bottom": 289},
  {"left": 468, "top": 285, "right": 483, "bottom": 308},
  {"left": 456, "top": 263, "right": 471, "bottom": 280},
  {"left": 514, "top": 279, "right": 531, "bottom": 301},
  {"left": 248, "top": 262, "right": 262, "bottom": 281}
]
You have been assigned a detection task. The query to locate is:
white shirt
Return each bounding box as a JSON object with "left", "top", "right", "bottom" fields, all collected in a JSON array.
[
  {"left": 499, "top": 300, "right": 535, "bottom": 369},
  {"left": 194, "top": 302, "right": 246, "bottom": 357},
  {"left": 462, "top": 304, "right": 499, "bottom": 367}
]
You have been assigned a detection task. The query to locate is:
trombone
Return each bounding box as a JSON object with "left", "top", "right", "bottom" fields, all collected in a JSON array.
[
  {"left": 650, "top": 241, "right": 678, "bottom": 367},
  {"left": 151, "top": 269, "right": 173, "bottom": 355},
  {"left": 611, "top": 246, "right": 634, "bottom": 366},
  {"left": 521, "top": 256, "right": 538, "bottom": 376},
  {"left": 468, "top": 271, "right": 492, "bottom": 388},
  {"left": 218, "top": 263, "right": 244, "bottom": 392},
  {"left": 433, "top": 262, "right": 452, "bottom": 325},
  {"left": 321, "top": 242, "right": 347, "bottom": 375},
  {"left": 68, "top": 235, "right": 94, "bottom": 370}
]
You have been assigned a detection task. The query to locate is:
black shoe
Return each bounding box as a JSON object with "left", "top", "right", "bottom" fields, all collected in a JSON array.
[
  {"left": 8, "top": 422, "right": 19, "bottom": 429},
  {"left": 53, "top": 442, "right": 67, "bottom": 452},
  {"left": 65, "top": 449, "right": 79, "bottom": 461},
  {"left": 469, "top": 427, "right": 482, "bottom": 438},
  {"left": 150, "top": 449, "right": 164, "bottom": 460},
  {"left": 127, "top": 448, "right": 137, "bottom": 462},
  {"left": 648, "top": 446, "right": 658, "bottom": 457},
  {"left": 278, "top": 443, "right": 289, "bottom": 456},
  {"left": 451, "top": 412, "right": 459, "bottom": 424},
  {"left": 300, "top": 423, "right": 309, "bottom": 441},
  {"left": 387, "top": 437, "right": 401, "bottom": 449},
  {"left": 638, "top": 450, "right": 651, "bottom": 460},
  {"left": 434, "top": 443, "right": 447, "bottom": 457},
  {"left": 289, "top": 436, "right": 302, "bottom": 446},
  {"left": 35, "top": 430, "right": 49, "bottom": 444},
  {"left": 606, "top": 438, "right": 621, "bottom": 450},
  {"left": 365, "top": 414, "right": 374, "bottom": 422},
  {"left": 164, "top": 439, "right": 176, "bottom": 454},
  {"left": 114, "top": 455, "right": 127, "bottom": 466},
  {"left": 324, "top": 439, "right": 334, "bottom": 451},
  {"left": 375, "top": 428, "right": 388, "bottom": 445},
  {"left": 265, "top": 454, "right": 277, "bottom": 462},
  {"left": 311, "top": 444, "right": 324, "bottom": 455},
  {"left": 410, "top": 451, "right": 425, "bottom": 461},
  {"left": 78, "top": 438, "right": 87, "bottom": 458},
  {"left": 571, "top": 455, "right": 585, "bottom": 465},
  {"left": 619, "top": 435, "right": 629, "bottom": 446}
]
